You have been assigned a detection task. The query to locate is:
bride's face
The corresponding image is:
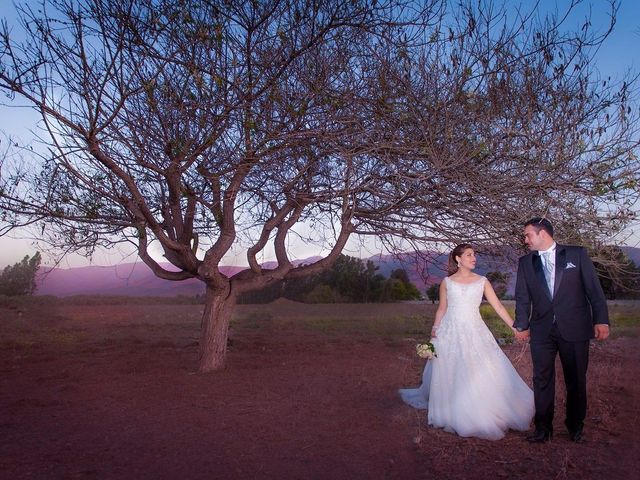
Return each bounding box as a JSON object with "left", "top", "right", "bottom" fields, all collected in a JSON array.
[{"left": 457, "top": 248, "right": 477, "bottom": 271}]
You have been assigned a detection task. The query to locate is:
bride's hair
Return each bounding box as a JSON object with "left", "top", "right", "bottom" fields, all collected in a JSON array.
[{"left": 448, "top": 243, "right": 474, "bottom": 276}]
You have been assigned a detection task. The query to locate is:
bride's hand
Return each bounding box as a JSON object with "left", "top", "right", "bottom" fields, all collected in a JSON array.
[
  {"left": 514, "top": 329, "right": 530, "bottom": 342},
  {"left": 431, "top": 326, "right": 438, "bottom": 337}
]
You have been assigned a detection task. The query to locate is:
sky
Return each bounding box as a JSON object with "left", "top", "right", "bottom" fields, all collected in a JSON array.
[{"left": 1, "top": 0, "right": 639, "bottom": 269}]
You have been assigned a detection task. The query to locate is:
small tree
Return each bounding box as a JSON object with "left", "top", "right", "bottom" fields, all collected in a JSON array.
[
  {"left": 486, "top": 271, "right": 510, "bottom": 300},
  {"left": 0, "top": 252, "right": 41, "bottom": 296},
  {"left": 289, "top": 254, "right": 385, "bottom": 302},
  {"left": 426, "top": 283, "right": 440, "bottom": 304},
  {"left": 594, "top": 246, "right": 640, "bottom": 299},
  {"left": 389, "top": 268, "right": 422, "bottom": 300}
]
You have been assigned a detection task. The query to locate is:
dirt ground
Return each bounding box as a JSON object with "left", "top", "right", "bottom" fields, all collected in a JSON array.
[{"left": 1, "top": 300, "right": 639, "bottom": 479}]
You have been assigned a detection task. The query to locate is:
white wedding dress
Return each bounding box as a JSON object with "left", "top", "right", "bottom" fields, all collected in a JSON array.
[{"left": 399, "top": 276, "right": 534, "bottom": 440}]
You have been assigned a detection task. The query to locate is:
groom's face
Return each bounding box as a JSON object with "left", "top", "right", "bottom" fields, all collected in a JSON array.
[{"left": 523, "top": 225, "right": 545, "bottom": 251}]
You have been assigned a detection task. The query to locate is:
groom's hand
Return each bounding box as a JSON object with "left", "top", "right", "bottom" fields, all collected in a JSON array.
[
  {"left": 514, "top": 329, "right": 530, "bottom": 342},
  {"left": 594, "top": 324, "right": 610, "bottom": 341}
]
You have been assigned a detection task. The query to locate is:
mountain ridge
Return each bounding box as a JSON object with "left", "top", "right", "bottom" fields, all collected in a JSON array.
[{"left": 35, "top": 247, "right": 639, "bottom": 297}]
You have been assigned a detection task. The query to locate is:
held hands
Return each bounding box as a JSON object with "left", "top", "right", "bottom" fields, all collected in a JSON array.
[
  {"left": 510, "top": 325, "right": 609, "bottom": 341},
  {"left": 594, "top": 324, "right": 610, "bottom": 341},
  {"left": 513, "top": 328, "right": 530, "bottom": 342}
]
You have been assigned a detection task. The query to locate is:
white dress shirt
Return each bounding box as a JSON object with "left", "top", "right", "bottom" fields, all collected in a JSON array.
[{"left": 538, "top": 242, "right": 556, "bottom": 295}]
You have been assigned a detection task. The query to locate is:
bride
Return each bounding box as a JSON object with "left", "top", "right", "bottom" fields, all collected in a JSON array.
[{"left": 400, "top": 243, "right": 534, "bottom": 440}]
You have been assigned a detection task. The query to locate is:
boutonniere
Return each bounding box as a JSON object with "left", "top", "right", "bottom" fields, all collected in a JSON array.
[{"left": 565, "top": 262, "right": 576, "bottom": 269}]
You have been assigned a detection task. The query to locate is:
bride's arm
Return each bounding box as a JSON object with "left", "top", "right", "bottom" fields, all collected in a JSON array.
[
  {"left": 431, "top": 281, "right": 448, "bottom": 337},
  {"left": 483, "top": 280, "right": 515, "bottom": 330}
]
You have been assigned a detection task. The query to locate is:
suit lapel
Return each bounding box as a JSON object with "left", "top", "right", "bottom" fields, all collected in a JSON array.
[
  {"left": 553, "top": 246, "right": 566, "bottom": 297},
  {"left": 532, "top": 253, "right": 552, "bottom": 301}
]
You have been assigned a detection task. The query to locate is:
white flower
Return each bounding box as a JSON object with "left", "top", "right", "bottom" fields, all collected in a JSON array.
[{"left": 416, "top": 342, "right": 437, "bottom": 359}]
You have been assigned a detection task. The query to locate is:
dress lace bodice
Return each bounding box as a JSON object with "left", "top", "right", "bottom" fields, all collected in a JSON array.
[
  {"left": 444, "top": 276, "right": 485, "bottom": 310},
  {"left": 436, "top": 276, "right": 486, "bottom": 339}
]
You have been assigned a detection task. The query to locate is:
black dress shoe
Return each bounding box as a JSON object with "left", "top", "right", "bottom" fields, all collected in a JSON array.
[
  {"left": 569, "top": 429, "right": 585, "bottom": 443},
  {"left": 526, "top": 430, "right": 552, "bottom": 443}
]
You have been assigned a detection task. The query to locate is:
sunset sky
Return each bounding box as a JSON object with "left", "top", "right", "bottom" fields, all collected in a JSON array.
[{"left": 1, "top": 0, "right": 639, "bottom": 269}]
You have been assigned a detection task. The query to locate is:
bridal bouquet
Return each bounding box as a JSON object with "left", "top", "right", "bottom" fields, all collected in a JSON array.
[{"left": 416, "top": 342, "right": 437, "bottom": 359}]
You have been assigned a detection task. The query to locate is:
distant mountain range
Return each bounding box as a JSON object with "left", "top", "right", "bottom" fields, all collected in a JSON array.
[
  {"left": 36, "top": 258, "right": 319, "bottom": 297},
  {"left": 35, "top": 246, "right": 640, "bottom": 297}
]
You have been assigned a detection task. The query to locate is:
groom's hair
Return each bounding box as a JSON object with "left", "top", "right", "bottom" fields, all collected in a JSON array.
[{"left": 525, "top": 217, "right": 554, "bottom": 237}]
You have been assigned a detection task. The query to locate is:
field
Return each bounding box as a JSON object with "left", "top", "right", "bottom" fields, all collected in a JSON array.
[{"left": 1, "top": 298, "right": 639, "bottom": 479}]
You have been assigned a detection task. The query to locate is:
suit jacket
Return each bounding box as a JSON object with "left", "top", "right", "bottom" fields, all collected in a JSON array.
[{"left": 514, "top": 244, "right": 609, "bottom": 342}]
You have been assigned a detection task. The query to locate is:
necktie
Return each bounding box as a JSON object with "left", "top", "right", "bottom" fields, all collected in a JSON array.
[{"left": 541, "top": 251, "right": 554, "bottom": 295}]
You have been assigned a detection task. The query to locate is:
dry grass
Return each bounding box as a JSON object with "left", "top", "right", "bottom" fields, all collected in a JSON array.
[
  {"left": 1, "top": 298, "right": 638, "bottom": 479},
  {"left": 398, "top": 337, "right": 640, "bottom": 479},
  {"left": 3, "top": 297, "right": 638, "bottom": 354}
]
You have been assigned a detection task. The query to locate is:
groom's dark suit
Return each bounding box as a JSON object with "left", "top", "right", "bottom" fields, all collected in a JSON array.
[{"left": 515, "top": 244, "right": 609, "bottom": 436}]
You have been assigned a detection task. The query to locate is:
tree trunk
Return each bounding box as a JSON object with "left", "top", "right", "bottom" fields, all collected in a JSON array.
[{"left": 198, "top": 285, "right": 236, "bottom": 373}]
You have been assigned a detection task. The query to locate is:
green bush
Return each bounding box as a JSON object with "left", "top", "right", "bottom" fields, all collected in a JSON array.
[
  {"left": 0, "top": 252, "right": 41, "bottom": 296},
  {"left": 479, "top": 303, "right": 514, "bottom": 342}
]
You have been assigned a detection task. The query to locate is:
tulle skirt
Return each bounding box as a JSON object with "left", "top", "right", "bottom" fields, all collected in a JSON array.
[{"left": 400, "top": 314, "right": 534, "bottom": 440}]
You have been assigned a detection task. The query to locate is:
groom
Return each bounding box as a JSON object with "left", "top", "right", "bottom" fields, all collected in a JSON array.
[{"left": 514, "top": 217, "right": 609, "bottom": 443}]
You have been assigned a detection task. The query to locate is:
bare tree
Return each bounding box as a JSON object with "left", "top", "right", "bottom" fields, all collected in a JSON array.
[{"left": 1, "top": 0, "right": 638, "bottom": 371}]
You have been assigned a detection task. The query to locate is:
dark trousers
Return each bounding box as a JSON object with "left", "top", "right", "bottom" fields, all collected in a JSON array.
[{"left": 530, "top": 323, "right": 590, "bottom": 433}]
